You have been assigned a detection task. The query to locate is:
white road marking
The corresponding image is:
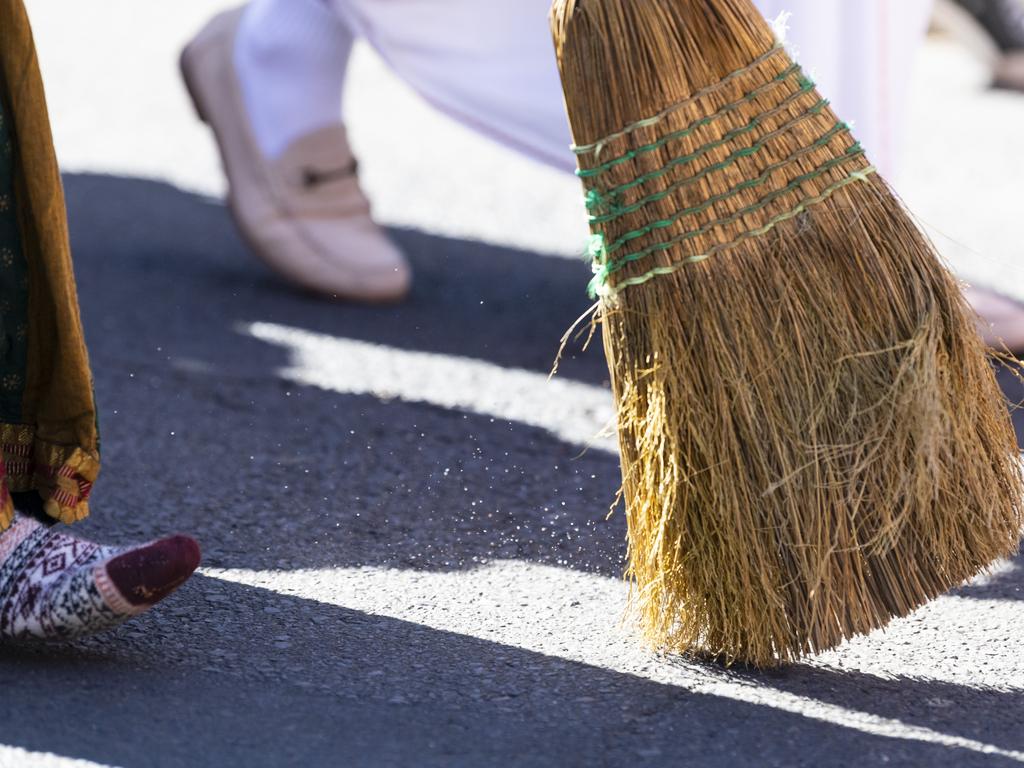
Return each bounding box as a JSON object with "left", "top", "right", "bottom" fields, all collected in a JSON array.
[
  {"left": 244, "top": 321, "right": 617, "bottom": 452},
  {"left": 206, "top": 561, "right": 1024, "bottom": 764},
  {"left": 0, "top": 746, "right": 117, "bottom": 768}
]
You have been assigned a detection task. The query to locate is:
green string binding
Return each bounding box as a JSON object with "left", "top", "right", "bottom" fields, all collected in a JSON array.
[
  {"left": 576, "top": 78, "right": 816, "bottom": 180},
  {"left": 572, "top": 45, "right": 788, "bottom": 158},
  {"left": 587, "top": 121, "right": 851, "bottom": 225},
  {"left": 600, "top": 143, "right": 864, "bottom": 257},
  {"left": 575, "top": 47, "right": 875, "bottom": 300},
  {"left": 587, "top": 166, "right": 877, "bottom": 299}
]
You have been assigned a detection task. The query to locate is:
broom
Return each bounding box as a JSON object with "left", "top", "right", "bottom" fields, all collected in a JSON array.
[{"left": 550, "top": 0, "right": 1024, "bottom": 667}]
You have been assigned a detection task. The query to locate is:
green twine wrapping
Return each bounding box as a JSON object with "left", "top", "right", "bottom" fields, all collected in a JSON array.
[
  {"left": 600, "top": 142, "right": 864, "bottom": 256},
  {"left": 572, "top": 45, "right": 788, "bottom": 157},
  {"left": 577, "top": 79, "right": 816, "bottom": 180},
  {"left": 587, "top": 165, "right": 876, "bottom": 299},
  {"left": 587, "top": 121, "right": 851, "bottom": 224}
]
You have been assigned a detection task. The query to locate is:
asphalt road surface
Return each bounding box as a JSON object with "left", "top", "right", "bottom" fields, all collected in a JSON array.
[
  {"left": 1, "top": 3, "right": 1023, "bottom": 767},
  {"left": 0, "top": 170, "right": 1017, "bottom": 768}
]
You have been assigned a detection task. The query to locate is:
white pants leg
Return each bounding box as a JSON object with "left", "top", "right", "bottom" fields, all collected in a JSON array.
[
  {"left": 329, "top": 0, "right": 933, "bottom": 178},
  {"left": 237, "top": 0, "right": 356, "bottom": 158},
  {"left": 329, "top": 0, "right": 572, "bottom": 170}
]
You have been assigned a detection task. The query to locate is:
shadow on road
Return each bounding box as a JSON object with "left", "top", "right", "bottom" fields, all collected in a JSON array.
[
  {"left": 1, "top": 173, "right": 1016, "bottom": 767},
  {"left": 64, "top": 172, "right": 626, "bottom": 576},
  {"left": 61, "top": 172, "right": 1023, "bottom": 592},
  {"left": 1, "top": 574, "right": 1020, "bottom": 768}
]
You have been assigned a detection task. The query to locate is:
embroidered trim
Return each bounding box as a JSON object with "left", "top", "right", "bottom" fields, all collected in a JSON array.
[
  {"left": 0, "top": 423, "right": 98, "bottom": 525},
  {"left": 0, "top": 453, "right": 10, "bottom": 531}
]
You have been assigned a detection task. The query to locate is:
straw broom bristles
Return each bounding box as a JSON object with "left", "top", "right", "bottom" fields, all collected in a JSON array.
[{"left": 551, "top": 0, "right": 1024, "bottom": 666}]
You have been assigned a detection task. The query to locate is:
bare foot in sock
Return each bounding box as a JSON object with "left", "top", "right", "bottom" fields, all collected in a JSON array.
[{"left": 0, "top": 514, "right": 200, "bottom": 641}]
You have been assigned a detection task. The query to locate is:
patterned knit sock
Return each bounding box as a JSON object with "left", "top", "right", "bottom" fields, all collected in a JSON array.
[
  {"left": 0, "top": 514, "right": 200, "bottom": 641},
  {"left": 234, "top": 0, "right": 355, "bottom": 158}
]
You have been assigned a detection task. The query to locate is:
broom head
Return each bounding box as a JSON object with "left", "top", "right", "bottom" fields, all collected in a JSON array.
[{"left": 551, "top": 0, "right": 1024, "bottom": 666}]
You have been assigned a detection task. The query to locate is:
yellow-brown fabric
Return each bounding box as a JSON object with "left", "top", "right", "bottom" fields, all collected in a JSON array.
[{"left": 0, "top": 0, "right": 99, "bottom": 529}]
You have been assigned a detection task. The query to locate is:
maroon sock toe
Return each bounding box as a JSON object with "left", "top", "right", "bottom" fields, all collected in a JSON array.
[{"left": 105, "top": 535, "right": 201, "bottom": 608}]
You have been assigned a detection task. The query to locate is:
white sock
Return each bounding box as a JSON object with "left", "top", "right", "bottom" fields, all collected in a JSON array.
[{"left": 234, "top": 0, "right": 355, "bottom": 158}]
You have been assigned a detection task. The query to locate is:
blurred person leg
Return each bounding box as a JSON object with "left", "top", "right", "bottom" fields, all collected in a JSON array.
[
  {"left": 931, "top": 0, "right": 1024, "bottom": 347},
  {"left": 935, "top": 0, "right": 1024, "bottom": 90},
  {"left": 196, "top": 0, "right": 1024, "bottom": 354},
  {"left": 327, "top": 0, "right": 577, "bottom": 173},
  {"left": 0, "top": 0, "right": 201, "bottom": 640},
  {"left": 326, "top": 0, "right": 1024, "bottom": 350},
  {"left": 325, "top": 0, "right": 932, "bottom": 178},
  {"left": 236, "top": 0, "right": 354, "bottom": 159},
  {"left": 181, "top": 0, "right": 411, "bottom": 303},
  {"left": 183, "top": 1, "right": 931, "bottom": 299}
]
